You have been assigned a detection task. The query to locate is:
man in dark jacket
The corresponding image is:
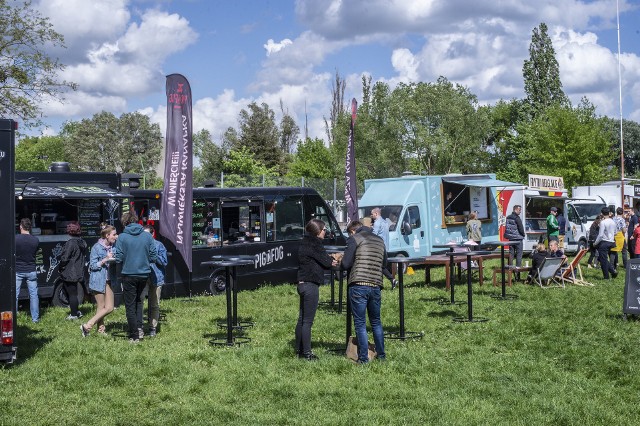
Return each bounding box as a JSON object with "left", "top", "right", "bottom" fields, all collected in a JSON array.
[
  {"left": 114, "top": 211, "right": 157, "bottom": 342},
  {"left": 59, "top": 222, "right": 87, "bottom": 320},
  {"left": 341, "top": 220, "right": 386, "bottom": 363},
  {"left": 627, "top": 206, "right": 638, "bottom": 259},
  {"left": 504, "top": 205, "right": 525, "bottom": 279}
]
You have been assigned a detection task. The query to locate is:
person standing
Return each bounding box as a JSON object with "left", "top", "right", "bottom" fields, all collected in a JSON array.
[
  {"left": 546, "top": 207, "right": 559, "bottom": 245},
  {"left": 627, "top": 206, "right": 638, "bottom": 260},
  {"left": 371, "top": 207, "right": 398, "bottom": 289},
  {"left": 113, "top": 212, "right": 157, "bottom": 343},
  {"left": 81, "top": 225, "right": 117, "bottom": 337},
  {"left": 15, "top": 218, "right": 40, "bottom": 323},
  {"left": 504, "top": 205, "right": 525, "bottom": 280},
  {"left": 611, "top": 207, "right": 627, "bottom": 269},
  {"left": 59, "top": 222, "right": 87, "bottom": 320},
  {"left": 143, "top": 225, "right": 168, "bottom": 337},
  {"left": 594, "top": 207, "right": 617, "bottom": 279},
  {"left": 295, "top": 219, "right": 338, "bottom": 360},
  {"left": 466, "top": 211, "right": 482, "bottom": 244},
  {"left": 556, "top": 209, "right": 566, "bottom": 249},
  {"left": 587, "top": 214, "right": 603, "bottom": 268},
  {"left": 341, "top": 220, "right": 387, "bottom": 364}
]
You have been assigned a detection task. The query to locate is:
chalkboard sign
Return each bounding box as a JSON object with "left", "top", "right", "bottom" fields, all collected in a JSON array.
[
  {"left": 623, "top": 258, "right": 640, "bottom": 316},
  {"left": 78, "top": 199, "right": 103, "bottom": 237}
]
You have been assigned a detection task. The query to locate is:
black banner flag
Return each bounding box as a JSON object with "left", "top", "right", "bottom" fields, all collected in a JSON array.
[
  {"left": 344, "top": 98, "right": 358, "bottom": 223},
  {"left": 161, "top": 74, "right": 193, "bottom": 271}
]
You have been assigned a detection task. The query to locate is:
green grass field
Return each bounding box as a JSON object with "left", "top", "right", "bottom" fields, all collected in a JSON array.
[{"left": 2, "top": 263, "right": 640, "bottom": 425}]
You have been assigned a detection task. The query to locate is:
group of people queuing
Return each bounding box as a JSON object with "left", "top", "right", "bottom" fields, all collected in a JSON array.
[
  {"left": 296, "top": 209, "right": 390, "bottom": 364},
  {"left": 15, "top": 212, "right": 167, "bottom": 343},
  {"left": 588, "top": 205, "right": 638, "bottom": 280}
]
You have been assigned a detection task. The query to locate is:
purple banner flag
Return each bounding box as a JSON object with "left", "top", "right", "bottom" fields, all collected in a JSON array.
[
  {"left": 344, "top": 98, "right": 358, "bottom": 223},
  {"left": 161, "top": 74, "right": 193, "bottom": 271}
]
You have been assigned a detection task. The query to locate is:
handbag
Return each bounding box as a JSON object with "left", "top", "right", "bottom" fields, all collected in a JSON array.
[{"left": 345, "top": 336, "right": 377, "bottom": 362}]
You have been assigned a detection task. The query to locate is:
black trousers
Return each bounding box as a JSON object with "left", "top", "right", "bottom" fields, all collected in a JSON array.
[
  {"left": 63, "top": 280, "right": 80, "bottom": 316},
  {"left": 122, "top": 275, "right": 148, "bottom": 340},
  {"left": 597, "top": 241, "right": 616, "bottom": 279},
  {"left": 295, "top": 282, "right": 319, "bottom": 356}
]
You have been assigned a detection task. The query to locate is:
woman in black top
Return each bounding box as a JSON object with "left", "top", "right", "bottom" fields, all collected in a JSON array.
[
  {"left": 59, "top": 222, "right": 88, "bottom": 320},
  {"left": 295, "top": 219, "right": 337, "bottom": 360},
  {"left": 526, "top": 243, "right": 548, "bottom": 283}
]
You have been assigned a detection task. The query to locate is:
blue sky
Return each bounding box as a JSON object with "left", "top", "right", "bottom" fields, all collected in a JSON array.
[{"left": 31, "top": 0, "right": 640, "bottom": 147}]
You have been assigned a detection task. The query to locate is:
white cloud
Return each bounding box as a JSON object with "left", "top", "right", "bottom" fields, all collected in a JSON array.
[{"left": 263, "top": 38, "right": 293, "bottom": 56}]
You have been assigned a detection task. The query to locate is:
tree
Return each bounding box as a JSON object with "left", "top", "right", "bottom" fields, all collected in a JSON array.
[
  {"left": 324, "top": 69, "right": 346, "bottom": 146},
  {"left": 236, "top": 102, "right": 284, "bottom": 172},
  {"left": 221, "top": 146, "right": 278, "bottom": 187},
  {"left": 279, "top": 100, "right": 299, "bottom": 155},
  {"left": 522, "top": 23, "right": 568, "bottom": 118},
  {"left": 193, "top": 129, "right": 226, "bottom": 186},
  {"left": 288, "top": 138, "right": 333, "bottom": 178},
  {"left": 513, "top": 102, "right": 616, "bottom": 190},
  {"left": 0, "top": 0, "right": 77, "bottom": 127},
  {"left": 62, "top": 111, "right": 162, "bottom": 175},
  {"left": 602, "top": 117, "right": 640, "bottom": 176},
  {"left": 15, "top": 135, "right": 66, "bottom": 171}
]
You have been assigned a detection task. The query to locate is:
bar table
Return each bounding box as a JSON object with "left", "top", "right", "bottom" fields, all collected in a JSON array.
[
  {"left": 452, "top": 250, "right": 491, "bottom": 323},
  {"left": 485, "top": 241, "right": 520, "bottom": 301},
  {"left": 319, "top": 245, "right": 346, "bottom": 313},
  {"left": 385, "top": 256, "right": 424, "bottom": 340}
]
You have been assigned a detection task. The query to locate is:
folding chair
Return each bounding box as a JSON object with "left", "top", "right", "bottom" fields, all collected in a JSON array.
[
  {"left": 532, "top": 257, "right": 565, "bottom": 289},
  {"left": 555, "top": 249, "right": 594, "bottom": 287}
]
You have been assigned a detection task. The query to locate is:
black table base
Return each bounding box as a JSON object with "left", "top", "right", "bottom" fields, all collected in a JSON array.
[
  {"left": 216, "top": 320, "right": 255, "bottom": 330},
  {"left": 209, "top": 336, "right": 251, "bottom": 347},
  {"left": 491, "top": 242, "right": 520, "bottom": 301},
  {"left": 384, "top": 330, "right": 424, "bottom": 340}
]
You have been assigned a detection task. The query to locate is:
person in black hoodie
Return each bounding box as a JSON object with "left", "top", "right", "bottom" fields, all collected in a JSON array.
[
  {"left": 59, "top": 222, "right": 87, "bottom": 320},
  {"left": 525, "top": 243, "right": 548, "bottom": 284},
  {"left": 295, "top": 219, "right": 338, "bottom": 360}
]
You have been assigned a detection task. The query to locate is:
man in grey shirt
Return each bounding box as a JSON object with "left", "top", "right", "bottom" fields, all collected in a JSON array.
[{"left": 594, "top": 207, "right": 617, "bottom": 279}]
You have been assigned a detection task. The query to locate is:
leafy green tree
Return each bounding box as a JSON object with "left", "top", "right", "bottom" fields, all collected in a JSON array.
[
  {"left": 514, "top": 102, "right": 615, "bottom": 190},
  {"left": 0, "top": 0, "right": 77, "bottom": 127},
  {"left": 193, "top": 129, "right": 225, "bottom": 185},
  {"left": 386, "top": 77, "right": 492, "bottom": 175},
  {"left": 62, "top": 111, "right": 162, "bottom": 175},
  {"left": 523, "top": 22, "right": 568, "bottom": 118},
  {"left": 602, "top": 117, "right": 640, "bottom": 177},
  {"left": 279, "top": 100, "right": 299, "bottom": 155},
  {"left": 236, "top": 102, "right": 284, "bottom": 172},
  {"left": 15, "top": 135, "right": 66, "bottom": 171},
  {"left": 221, "top": 146, "right": 278, "bottom": 187},
  {"left": 288, "top": 138, "right": 333, "bottom": 178}
]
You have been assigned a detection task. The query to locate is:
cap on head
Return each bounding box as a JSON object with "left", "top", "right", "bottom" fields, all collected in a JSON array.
[{"left": 550, "top": 207, "right": 558, "bottom": 212}]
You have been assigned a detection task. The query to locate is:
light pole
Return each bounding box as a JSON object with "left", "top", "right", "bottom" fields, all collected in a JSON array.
[{"left": 617, "top": 0, "right": 625, "bottom": 207}]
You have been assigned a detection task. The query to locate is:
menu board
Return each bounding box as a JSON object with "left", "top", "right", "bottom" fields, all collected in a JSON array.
[
  {"left": 623, "top": 259, "right": 640, "bottom": 316},
  {"left": 78, "top": 199, "right": 103, "bottom": 237}
]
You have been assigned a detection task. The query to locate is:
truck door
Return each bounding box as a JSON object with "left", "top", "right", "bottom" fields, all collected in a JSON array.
[{"left": 401, "top": 205, "right": 425, "bottom": 256}]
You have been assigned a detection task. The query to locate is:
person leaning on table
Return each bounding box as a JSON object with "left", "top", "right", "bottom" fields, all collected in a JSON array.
[
  {"left": 341, "top": 220, "right": 387, "bottom": 364},
  {"left": 295, "top": 219, "right": 338, "bottom": 361}
]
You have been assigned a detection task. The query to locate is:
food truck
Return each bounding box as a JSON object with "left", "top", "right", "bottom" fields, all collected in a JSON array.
[
  {"left": 572, "top": 182, "right": 636, "bottom": 212},
  {"left": 130, "top": 186, "right": 346, "bottom": 295},
  {"left": 14, "top": 164, "right": 128, "bottom": 307},
  {"left": 357, "top": 173, "right": 523, "bottom": 258},
  {"left": 499, "top": 174, "right": 606, "bottom": 253},
  {"left": 1, "top": 119, "right": 17, "bottom": 363}
]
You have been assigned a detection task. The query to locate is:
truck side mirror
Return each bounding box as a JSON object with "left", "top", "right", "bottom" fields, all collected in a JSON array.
[
  {"left": 401, "top": 221, "right": 412, "bottom": 235},
  {"left": 582, "top": 215, "right": 588, "bottom": 224}
]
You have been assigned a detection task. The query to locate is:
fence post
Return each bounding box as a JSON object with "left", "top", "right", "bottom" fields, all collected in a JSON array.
[
  {"left": 333, "top": 177, "right": 337, "bottom": 216},
  {"left": 301, "top": 177, "right": 305, "bottom": 187},
  {"left": 220, "top": 171, "right": 224, "bottom": 188}
]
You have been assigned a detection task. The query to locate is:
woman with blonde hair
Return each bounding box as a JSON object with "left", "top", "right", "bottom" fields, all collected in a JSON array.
[
  {"left": 81, "top": 225, "right": 117, "bottom": 336},
  {"left": 466, "top": 211, "right": 482, "bottom": 244}
]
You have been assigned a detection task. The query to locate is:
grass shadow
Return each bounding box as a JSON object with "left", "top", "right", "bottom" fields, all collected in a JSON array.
[{"left": 10, "top": 322, "right": 54, "bottom": 367}]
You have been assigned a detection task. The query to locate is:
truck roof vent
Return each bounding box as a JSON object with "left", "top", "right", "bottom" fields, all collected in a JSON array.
[
  {"left": 401, "top": 171, "right": 415, "bottom": 177},
  {"left": 49, "top": 162, "right": 70, "bottom": 173}
]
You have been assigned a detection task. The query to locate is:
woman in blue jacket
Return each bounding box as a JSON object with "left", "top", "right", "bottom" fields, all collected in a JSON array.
[{"left": 81, "top": 225, "right": 118, "bottom": 336}]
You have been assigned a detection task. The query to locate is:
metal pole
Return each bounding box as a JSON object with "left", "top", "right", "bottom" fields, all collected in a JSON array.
[
  {"left": 333, "top": 178, "right": 337, "bottom": 217},
  {"left": 220, "top": 171, "right": 224, "bottom": 188},
  {"left": 617, "top": 0, "right": 625, "bottom": 207}
]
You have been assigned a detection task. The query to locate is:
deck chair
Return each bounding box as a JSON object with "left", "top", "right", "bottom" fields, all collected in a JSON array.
[
  {"left": 532, "top": 257, "right": 565, "bottom": 289},
  {"left": 554, "top": 249, "right": 593, "bottom": 287}
]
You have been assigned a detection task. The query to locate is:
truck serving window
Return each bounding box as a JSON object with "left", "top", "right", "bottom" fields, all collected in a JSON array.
[{"left": 442, "top": 181, "right": 490, "bottom": 224}]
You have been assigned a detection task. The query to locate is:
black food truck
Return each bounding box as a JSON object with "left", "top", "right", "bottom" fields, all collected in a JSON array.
[
  {"left": 130, "top": 186, "right": 346, "bottom": 295},
  {"left": 1, "top": 119, "right": 17, "bottom": 364},
  {"left": 14, "top": 164, "right": 128, "bottom": 307}
]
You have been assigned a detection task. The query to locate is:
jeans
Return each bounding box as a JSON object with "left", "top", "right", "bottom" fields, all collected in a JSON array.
[
  {"left": 597, "top": 241, "right": 616, "bottom": 279},
  {"left": 16, "top": 271, "right": 39, "bottom": 322},
  {"left": 349, "top": 285, "right": 385, "bottom": 363},
  {"left": 122, "top": 276, "right": 148, "bottom": 339},
  {"left": 295, "top": 282, "right": 319, "bottom": 355},
  {"left": 147, "top": 283, "right": 162, "bottom": 330}
]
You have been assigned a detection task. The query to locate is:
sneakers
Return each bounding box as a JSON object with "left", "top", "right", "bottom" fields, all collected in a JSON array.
[
  {"left": 611, "top": 270, "right": 618, "bottom": 279},
  {"left": 66, "top": 314, "right": 79, "bottom": 320},
  {"left": 391, "top": 279, "right": 399, "bottom": 290},
  {"left": 299, "top": 352, "right": 319, "bottom": 361},
  {"left": 138, "top": 328, "right": 144, "bottom": 341},
  {"left": 128, "top": 338, "right": 140, "bottom": 344},
  {"left": 80, "top": 324, "right": 90, "bottom": 337},
  {"left": 148, "top": 328, "right": 157, "bottom": 337}
]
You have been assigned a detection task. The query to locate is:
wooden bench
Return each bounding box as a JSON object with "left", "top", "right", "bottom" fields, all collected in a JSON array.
[{"left": 492, "top": 266, "right": 531, "bottom": 287}]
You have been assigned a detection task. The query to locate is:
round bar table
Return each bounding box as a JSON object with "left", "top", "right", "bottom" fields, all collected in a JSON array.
[
  {"left": 452, "top": 250, "right": 492, "bottom": 323},
  {"left": 436, "top": 247, "right": 470, "bottom": 306},
  {"left": 202, "top": 255, "right": 255, "bottom": 346},
  {"left": 319, "top": 245, "right": 346, "bottom": 312},
  {"left": 385, "top": 256, "right": 424, "bottom": 340},
  {"left": 484, "top": 241, "right": 520, "bottom": 301}
]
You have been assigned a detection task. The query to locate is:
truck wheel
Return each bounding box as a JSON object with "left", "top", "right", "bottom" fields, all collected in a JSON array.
[
  {"left": 52, "top": 282, "right": 85, "bottom": 308},
  {"left": 209, "top": 273, "right": 226, "bottom": 295}
]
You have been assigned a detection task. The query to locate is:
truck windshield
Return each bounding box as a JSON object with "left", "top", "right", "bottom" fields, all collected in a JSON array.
[
  {"left": 359, "top": 205, "right": 402, "bottom": 231},
  {"left": 572, "top": 203, "right": 605, "bottom": 221}
]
